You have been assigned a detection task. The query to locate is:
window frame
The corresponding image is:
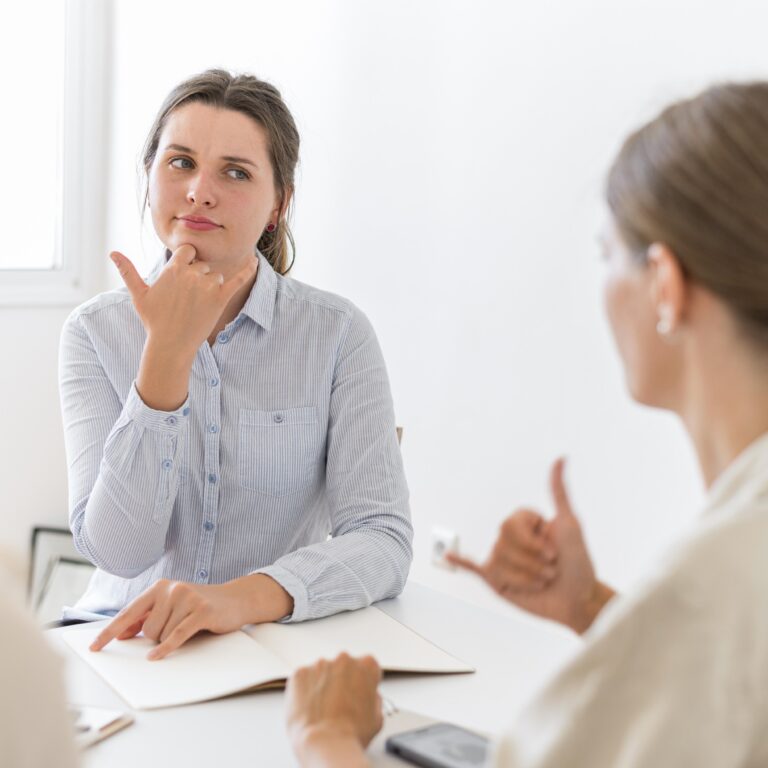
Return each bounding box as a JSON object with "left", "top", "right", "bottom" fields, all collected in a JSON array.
[{"left": 0, "top": 0, "right": 112, "bottom": 306}]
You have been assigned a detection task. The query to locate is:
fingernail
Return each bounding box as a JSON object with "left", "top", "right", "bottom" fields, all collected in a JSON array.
[{"left": 147, "top": 650, "right": 159, "bottom": 661}]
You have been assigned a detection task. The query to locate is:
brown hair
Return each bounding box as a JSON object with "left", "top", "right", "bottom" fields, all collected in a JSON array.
[
  {"left": 143, "top": 69, "right": 299, "bottom": 274},
  {"left": 606, "top": 82, "right": 768, "bottom": 343}
]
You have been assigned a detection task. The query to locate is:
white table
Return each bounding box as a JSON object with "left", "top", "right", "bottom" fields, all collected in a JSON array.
[{"left": 49, "top": 581, "right": 579, "bottom": 767}]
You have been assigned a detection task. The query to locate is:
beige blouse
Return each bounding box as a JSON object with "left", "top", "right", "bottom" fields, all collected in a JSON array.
[{"left": 0, "top": 556, "right": 78, "bottom": 768}]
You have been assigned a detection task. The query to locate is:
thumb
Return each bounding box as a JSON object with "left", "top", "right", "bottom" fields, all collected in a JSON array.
[
  {"left": 110, "top": 251, "right": 147, "bottom": 302},
  {"left": 550, "top": 457, "right": 576, "bottom": 519}
]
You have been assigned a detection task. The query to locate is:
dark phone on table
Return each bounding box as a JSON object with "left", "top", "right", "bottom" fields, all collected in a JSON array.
[{"left": 385, "top": 722, "right": 490, "bottom": 768}]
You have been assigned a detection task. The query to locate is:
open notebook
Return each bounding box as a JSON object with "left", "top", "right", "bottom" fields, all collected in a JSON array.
[{"left": 63, "top": 605, "right": 474, "bottom": 710}]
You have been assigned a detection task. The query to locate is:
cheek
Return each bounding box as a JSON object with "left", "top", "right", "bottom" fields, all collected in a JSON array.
[
  {"left": 233, "top": 190, "right": 273, "bottom": 237},
  {"left": 603, "top": 275, "right": 631, "bottom": 353},
  {"left": 148, "top": 171, "right": 168, "bottom": 217},
  {"left": 603, "top": 275, "right": 647, "bottom": 392},
  {"left": 603, "top": 275, "right": 665, "bottom": 404}
]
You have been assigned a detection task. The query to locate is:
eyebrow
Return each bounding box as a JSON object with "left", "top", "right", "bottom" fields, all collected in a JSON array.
[{"left": 164, "top": 144, "right": 259, "bottom": 169}]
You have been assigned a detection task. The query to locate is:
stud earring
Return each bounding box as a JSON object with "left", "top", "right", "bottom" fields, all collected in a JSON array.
[
  {"left": 266, "top": 223, "right": 277, "bottom": 234},
  {"left": 656, "top": 306, "right": 674, "bottom": 336}
]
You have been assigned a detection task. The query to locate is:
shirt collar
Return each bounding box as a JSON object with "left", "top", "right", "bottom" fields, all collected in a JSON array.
[
  {"left": 240, "top": 252, "right": 277, "bottom": 331},
  {"left": 702, "top": 430, "right": 768, "bottom": 517},
  {"left": 146, "top": 251, "right": 277, "bottom": 332}
]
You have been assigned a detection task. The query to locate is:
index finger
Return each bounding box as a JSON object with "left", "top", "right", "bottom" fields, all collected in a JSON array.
[
  {"left": 89, "top": 593, "right": 155, "bottom": 651},
  {"left": 444, "top": 551, "right": 485, "bottom": 577},
  {"left": 168, "top": 244, "right": 197, "bottom": 266},
  {"left": 502, "top": 509, "right": 555, "bottom": 560}
]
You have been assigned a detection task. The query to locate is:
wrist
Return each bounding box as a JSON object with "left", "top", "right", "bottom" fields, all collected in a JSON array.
[
  {"left": 143, "top": 334, "right": 198, "bottom": 370},
  {"left": 293, "top": 722, "right": 369, "bottom": 768},
  {"left": 571, "top": 580, "right": 616, "bottom": 635},
  {"left": 232, "top": 573, "right": 294, "bottom": 624},
  {"left": 136, "top": 338, "right": 196, "bottom": 411}
]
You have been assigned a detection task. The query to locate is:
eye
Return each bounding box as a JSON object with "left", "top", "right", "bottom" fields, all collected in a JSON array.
[
  {"left": 169, "top": 156, "right": 194, "bottom": 169},
  {"left": 226, "top": 167, "right": 250, "bottom": 181},
  {"left": 169, "top": 156, "right": 194, "bottom": 170}
]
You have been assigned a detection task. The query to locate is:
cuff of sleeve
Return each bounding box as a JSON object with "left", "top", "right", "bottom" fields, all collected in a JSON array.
[
  {"left": 124, "top": 382, "right": 191, "bottom": 433},
  {"left": 252, "top": 564, "right": 309, "bottom": 623}
]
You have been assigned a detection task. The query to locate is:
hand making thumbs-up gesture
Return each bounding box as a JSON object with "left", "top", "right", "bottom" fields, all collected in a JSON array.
[
  {"left": 110, "top": 245, "right": 258, "bottom": 411},
  {"left": 447, "top": 458, "right": 616, "bottom": 634}
]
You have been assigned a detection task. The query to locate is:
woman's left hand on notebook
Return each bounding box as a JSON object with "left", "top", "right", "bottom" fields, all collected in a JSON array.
[{"left": 88, "top": 574, "right": 294, "bottom": 660}]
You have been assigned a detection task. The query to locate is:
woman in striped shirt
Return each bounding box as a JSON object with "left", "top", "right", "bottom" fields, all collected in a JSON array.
[{"left": 59, "top": 69, "right": 412, "bottom": 658}]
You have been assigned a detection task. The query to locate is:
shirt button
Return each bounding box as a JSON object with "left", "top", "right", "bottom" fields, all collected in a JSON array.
[
  {"left": 208, "top": 473, "right": 217, "bottom": 484},
  {"left": 273, "top": 413, "right": 284, "bottom": 423},
  {"left": 219, "top": 334, "right": 229, "bottom": 344},
  {"left": 203, "top": 521, "right": 214, "bottom": 531},
  {"left": 199, "top": 569, "right": 208, "bottom": 579},
  {"left": 162, "top": 459, "right": 173, "bottom": 470},
  {"left": 209, "top": 377, "right": 219, "bottom": 387},
  {"left": 182, "top": 407, "right": 191, "bottom": 416},
  {"left": 165, "top": 415, "right": 177, "bottom": 425},
  {"left": 208, "top": 424, "right": 219, "bottom": 434}
]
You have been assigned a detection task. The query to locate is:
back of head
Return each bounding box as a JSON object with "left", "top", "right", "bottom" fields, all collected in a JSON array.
[
  {"left": 607, "top": 82, "right": 768, "bottom": 347},
  {"left": 143, "top": 69, "right": 300, "bottom": 275}
]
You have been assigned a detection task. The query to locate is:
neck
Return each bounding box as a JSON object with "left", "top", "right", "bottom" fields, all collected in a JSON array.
[
  {"left": 676, "top": 337, "right": 768, "bottom": 488},
  {"left": 209, "top": 254, "right": 259, "bottom": 342}
]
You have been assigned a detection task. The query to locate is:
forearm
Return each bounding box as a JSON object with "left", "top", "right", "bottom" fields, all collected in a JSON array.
[
  {"left": 69, "top": 384, "right": 189, "bottom": 575},
  {"left": 294, "top": 725, "right": 370, "bottom": 768},
  {"left": 259, "top": 525, "right": 412, "bottom": 622},
  {"left": 228, "top": 574, "right": 295, "bottom": 624}
]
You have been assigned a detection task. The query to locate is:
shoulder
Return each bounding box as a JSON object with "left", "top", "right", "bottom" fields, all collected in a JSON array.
[
  {"left": 662, "top": 498, "right": 768, "bottom": 605},
  {"left": 274, "top": 273, "right": 374, "bottom": 338},
  {"left": 64, "top": 286, "right": 134, "bottom": 329},
  {"left": 275, "top": 273, "right": 360, "bottom": 317},
  {"left": 591, "top": 500, "right": 768, "bottom": 651}
]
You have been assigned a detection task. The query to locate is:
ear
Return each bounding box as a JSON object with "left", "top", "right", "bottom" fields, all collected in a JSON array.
[
  {"left": 647, "top": 243, "right": 687, "bottom": 333},
  {"left": 272, "top": 187, "right": 293, "bottom": 224}
]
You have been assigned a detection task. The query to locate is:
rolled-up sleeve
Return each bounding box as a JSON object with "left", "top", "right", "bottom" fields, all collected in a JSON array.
[
  {"left": 257, "top": 306, "right": 413, "bottom": 621},
  {"left": 59, "top": 310, "right": 189, "bottom": 578}
]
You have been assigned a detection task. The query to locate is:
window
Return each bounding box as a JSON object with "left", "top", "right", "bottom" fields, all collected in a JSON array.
[{"left": 0, "top": 0, "right": 111, "bottom": 305}]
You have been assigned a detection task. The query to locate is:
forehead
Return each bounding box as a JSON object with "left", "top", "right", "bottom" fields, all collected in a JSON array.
[{"left": 159, "top": 102, "right": 269, "bottom": 161}]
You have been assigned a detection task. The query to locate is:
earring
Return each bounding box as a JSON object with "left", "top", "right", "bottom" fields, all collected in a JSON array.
[
  {"left": 266, "top": 222, "right": 277, "bottom": 234},
  {"left": 656, "top": 306, "right": 674, "bottom": 336}
]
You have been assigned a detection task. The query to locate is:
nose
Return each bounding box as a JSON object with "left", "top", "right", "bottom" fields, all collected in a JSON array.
[{"left": 186, "top": 171, "right": 216, "bottom": 208}]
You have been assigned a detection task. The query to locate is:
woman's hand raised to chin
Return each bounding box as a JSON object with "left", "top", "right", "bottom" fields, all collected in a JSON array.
[
  {"left": 110, "top": 246, "right": 257, "bottom": 411},
  {"left": 447, "top": 458, "right": 616, "bottom": 635}
]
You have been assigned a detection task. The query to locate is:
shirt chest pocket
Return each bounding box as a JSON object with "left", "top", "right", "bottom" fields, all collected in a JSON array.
[{"left": 238, "top": 406, "right": 319, "bottom": 497}]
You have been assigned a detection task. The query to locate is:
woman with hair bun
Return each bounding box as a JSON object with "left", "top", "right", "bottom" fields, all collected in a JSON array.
[
  {"left": 59, "top": 69, "right": 412, "bottom": 659},
  {"left": 285, "top": 82, "right": 768, "bottom": 767}
]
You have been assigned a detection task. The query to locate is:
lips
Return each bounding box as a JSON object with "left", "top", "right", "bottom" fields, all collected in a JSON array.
[{"left": 178, "top": 215, "right": 222, "bottom": 231}]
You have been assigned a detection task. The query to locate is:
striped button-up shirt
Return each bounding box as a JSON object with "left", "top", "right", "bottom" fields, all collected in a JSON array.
[{"left": 58, "top": 254, "right": 412, "bottom": 621}]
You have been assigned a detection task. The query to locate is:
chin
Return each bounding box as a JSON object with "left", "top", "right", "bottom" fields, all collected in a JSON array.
[
  {"left": 625, "top": 373, "right": 669, "bottom": 410},
  {"left": 164, "top": 239, "right": 216, "bottom": 263}
]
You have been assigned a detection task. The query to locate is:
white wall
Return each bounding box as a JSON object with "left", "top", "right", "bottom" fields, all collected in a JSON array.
[{"left": 5, "top": 0, "right": 768, "bottom": 611}]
